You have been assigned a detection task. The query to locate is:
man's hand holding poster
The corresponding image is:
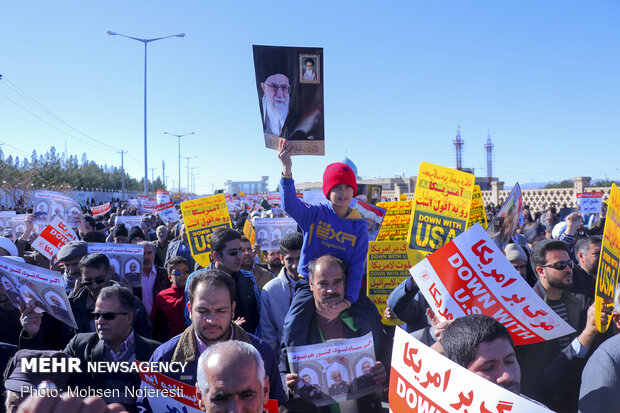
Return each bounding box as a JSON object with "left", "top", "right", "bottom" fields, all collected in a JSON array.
[
  {"left": 180, "top": 194, "right": 232, "bottom": 268},
  {"left": 0, "top": 256, "right": 77, "bottom": 328},
  {"left": 390, "top": 328, "right": 551, "bottom": 412},
  {"left": 253, "top": 45, "right": 325, "bottom": 156},
  {"left": 411, "top": 224, "right": 574, "bottom": 345},
  {"left": 286, "top": 333, "right": 381, "bottom": 406},
  {"left": 594, "top": 183, "right": 620, "bottom": 332}
]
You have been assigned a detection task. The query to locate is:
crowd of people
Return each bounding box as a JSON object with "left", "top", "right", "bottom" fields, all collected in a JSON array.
[{"left": 0, "top": 140, "right": 616, "bottom": 413}]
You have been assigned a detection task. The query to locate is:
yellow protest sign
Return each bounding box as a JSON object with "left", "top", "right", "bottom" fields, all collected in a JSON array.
[
  {"left": 406, "top": 162, "right": 474, "bottom": 265},
  {"left": 243, "top": 219, "right": 255, "bottom": 245},
  {"left": 180, "top": 194, "right": 232, "bottom": 268},
  {"left": 466, "top": 185, "right": 488, "bottom": 229},
  {"left": 367, "top": 241, "right": 415, "bottom": 325},
  {"left": 595, "top": 183, "right": 620, "bottom": 332},
  {"left": 376, "top": 201, "right": 413, "bottom": 241}
]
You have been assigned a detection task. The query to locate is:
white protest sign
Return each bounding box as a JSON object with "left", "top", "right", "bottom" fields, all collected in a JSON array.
[
  {"left": 389, "top": 327, "right": 551, "bottom": 412},
  {"left": 32, "top": 217, "right": 78, "bottom": 259},
  {"left": 156, "top": 190, "right": 171, "bottom": 205},
  {"left": 411, "top": 224, "right": 575, "bottom": 345},
  {"left": 577, "top": 192, "right": 603, "bottom": 215},
  {"left": 115, "top": 216, "right": 142, "bottom": 231},
  {"left": 154, "top": 201, "right": 180, "bottom": 223},
  {"left": 91, "top": 202, "right": 111, "bottom": 216}
]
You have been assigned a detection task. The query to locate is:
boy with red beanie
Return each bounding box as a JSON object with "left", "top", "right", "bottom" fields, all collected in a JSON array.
[{"left": 278, "top": 139, "right": 369, "bottom": 309}]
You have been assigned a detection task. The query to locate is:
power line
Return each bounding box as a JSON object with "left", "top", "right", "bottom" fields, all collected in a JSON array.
[{"left": 0, "top": 76, "right": 121, "bottom": 152}]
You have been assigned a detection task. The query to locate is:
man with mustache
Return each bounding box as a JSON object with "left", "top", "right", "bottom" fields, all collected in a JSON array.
[
  {"left": 281, "top": 255, "right": 387, "bottom": 412},
  {"left": 183, "top": 228, "right": 261, "bottom": 334},
  {"left": 138, "top": 270, "right": 284, "bottom": 413}
]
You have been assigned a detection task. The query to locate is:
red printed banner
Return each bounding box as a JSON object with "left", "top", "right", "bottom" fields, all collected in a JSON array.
[
  {"left": 32, "top": 217, "right": 78, "bottom": 259},
  {"left": 411, "top": 224, "right": 575, "bottom": 345},
  {"left": 91, "top": 202, "right": 111, "bottom": 216},
  {"left": 390, "top": 327, "right": 551, "bottom": 412}
]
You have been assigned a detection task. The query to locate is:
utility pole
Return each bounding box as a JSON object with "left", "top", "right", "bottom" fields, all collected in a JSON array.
[
  {"left": 183, "top": 156, "right": 197, "bottom": 193},
  {"left": 150, "top": 168, "right": 156, "bottom": 192},
  {"left": 117, "top": 150, "right": 127, "bottom": 200},
  {"left": 162, "top": 160, "right": 166, "bottom": 188}
]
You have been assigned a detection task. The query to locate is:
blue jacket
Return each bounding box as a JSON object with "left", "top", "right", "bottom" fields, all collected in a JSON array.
[
  {"left": 137, "top": 324, "right": 285, "bottom": 413},
  {"left": 280, "top": 177, "right": 369, "bottom": 303},
  {"left": 183, "top": 264, "right": 261, "bottom": 335}
]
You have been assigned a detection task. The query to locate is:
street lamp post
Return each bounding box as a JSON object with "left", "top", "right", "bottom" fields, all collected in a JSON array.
[
  {"left": 164, "top": 131, "right": 194, "bottom": 195},
  {"left": 183, "top": 156, "right": 198, "bottom": 194},
  {"left": 107, "top": 30, "right": 185, "bottom": 196}
]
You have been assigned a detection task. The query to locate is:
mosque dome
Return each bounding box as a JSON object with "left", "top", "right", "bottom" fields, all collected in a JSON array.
[{"left": 342, "top": 156, "right": 358, "bottom": 178}]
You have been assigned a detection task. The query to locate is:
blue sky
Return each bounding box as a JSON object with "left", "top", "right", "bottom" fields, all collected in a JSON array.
[{"left": 1, "top": 1, "right": 618, "bottom": 194}]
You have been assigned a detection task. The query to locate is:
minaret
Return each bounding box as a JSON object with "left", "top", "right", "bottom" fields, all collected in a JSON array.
[
  {"left": 484, "top": 131, "right": 494, "bottom": 185},
  {"left": 454, "top": 126, "right": 464, "bottom": 170}
]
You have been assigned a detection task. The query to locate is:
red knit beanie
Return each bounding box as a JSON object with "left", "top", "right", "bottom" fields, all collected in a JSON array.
[{"left": 322, "top": 163, "right": 357, "bottom": 199}]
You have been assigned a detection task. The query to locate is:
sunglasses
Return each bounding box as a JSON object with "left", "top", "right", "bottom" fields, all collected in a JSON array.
[
  {"left": 91, "top": 311, "right": 129, "bottom": 321},
  {"left": 81, "top": 276, "right": 107, "bottom": 286},
  {"left": 542, "top": 261, "right": 573, "bottom": 270}
]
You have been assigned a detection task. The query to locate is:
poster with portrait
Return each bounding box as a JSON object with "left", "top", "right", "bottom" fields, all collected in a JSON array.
[
  {"left": 33, "top": 190, "right": 82, "bottom": 228},
  {"left": 0, "top": 211, "right": 16, "bottom": 233},
  {"left": 253, "top": 45, "right": 325, "bottom": 156},
  {"left": 287, "top": 333, "right": 380, "bottom": 406},
  {"left": 253, "top": 218, "right": 298, "bottom": 250},
  {"left": 87, "top": 243, "right": 144, "bottom": 288},
  {"left": 486, "top": 183, "right": 522, "bottom": 251},
  {"left": 0, "top": 256, "right": 77, "bottom": 329},
  {"left": 11, "top": 214, "right": 28, "bottom": 239}
]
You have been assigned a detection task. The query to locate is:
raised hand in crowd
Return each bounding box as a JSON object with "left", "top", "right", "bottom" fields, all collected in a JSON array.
[
  {"left": 565, "top": 211, "right": 583, "bottom": 236},
  {"left": 278, "top": 138, "right": 293, "bottom": 177},
  {"left": 20, "top": 214, "right": 36, "bottom": 241}
]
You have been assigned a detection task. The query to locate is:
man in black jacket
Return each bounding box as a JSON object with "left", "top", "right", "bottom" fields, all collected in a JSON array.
[{"left": 64, "top": 285, "right": 160, "bottom": 412}]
